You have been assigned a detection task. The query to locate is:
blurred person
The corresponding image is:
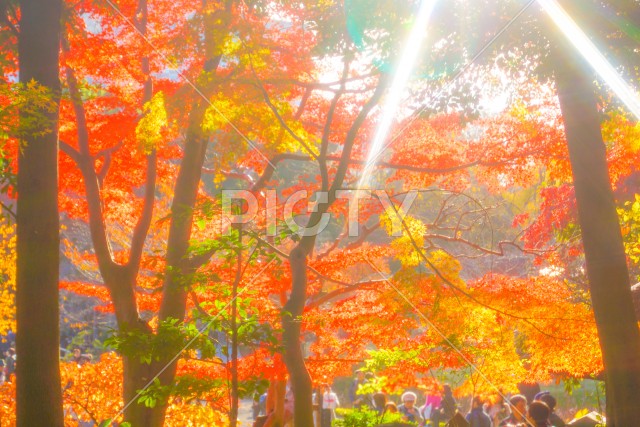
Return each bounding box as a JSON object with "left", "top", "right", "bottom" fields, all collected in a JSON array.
[
  {"left": 518, "top": 381, "right": 541, "bottom": 405},
  {"left": 78, "top": 353, "right": 92, "bottom": 366},
  {"left": 349, "top": 369, "right": 366, "bottom": 408},
  {"left": 313, "top": 387, "right": 322, "bottom": 427},
  {"left": 421, "top": 385, "right": 441, "bottom": 422},
  {"left": 536, "top": 393, "right": 565, "bottom": 427},
  {"left": 69, "top": 347, "right": 82, "bottom": 363},
  {"left": 398, "top": 391, "right": 424, "bottom": 424},
  {"left": 487, "top": 394, "right": 511, "bottom": 426},
  {"left": 528, "top": 401, "right": 551, "bottom": 427},
  {"left": 252, "top": 392, "right": 261, "bottom": 421},
  {"left": 373, "top": 391, "right": 387, "bottom": 415},
  {"left": 466, "top": 396, "right": 491, "bottom": 427},
  {"left": 500, "top": 395, "right": 530, "bottom": 426},
  {"left": 4, "top": 348, "right": 15, "bottom": 380},
  {"left": 385, "top": 401, "right": 398, "bottom": 413},
  {"left": 322, "top": 383, "right": 340, "bottom": 427},
  {"left": 432, "top": 384, "right": 457, "bottom": 426}
]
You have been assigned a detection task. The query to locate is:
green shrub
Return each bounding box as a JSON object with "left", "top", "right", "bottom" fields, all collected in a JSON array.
[{"left": 333, "top": 407, "right": 407, "bottom": 427}]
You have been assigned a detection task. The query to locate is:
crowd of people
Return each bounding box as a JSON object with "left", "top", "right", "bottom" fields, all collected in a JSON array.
[
  {"left": 250, "top": 369, "right": 573, "bottom": 427},
  {"left": 334, "top": 369, "right": 569, "bottom": 427}
]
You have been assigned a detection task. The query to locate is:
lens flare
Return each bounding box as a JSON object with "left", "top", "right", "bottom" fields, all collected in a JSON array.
[
  {"left": 358, "top": 0, "right": 437, "bottom": 190},
  {"left": 538, "top": 0, "right": 640, "bottom": 119}
]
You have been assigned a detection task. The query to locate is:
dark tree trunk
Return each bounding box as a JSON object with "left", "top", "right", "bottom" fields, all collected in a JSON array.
[
  {"left": 16, "top": 1, "right": 64, "bottom": 426},
  {"left": 282, "top": 246, "right": 314, "bottom": 427},
  {"left": 553, "top": 42, "right": 640, "bottom": 426},
  {"left": 123, "top": 350, "right": 156, "bottom": 426},
  {"left": 147, "top": 6, "right": 231, "bottom": 424}
]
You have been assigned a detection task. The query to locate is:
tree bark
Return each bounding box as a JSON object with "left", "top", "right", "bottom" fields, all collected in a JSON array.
[
  {"left": 123, "top": 353, "right": 156, "bottom": 426},
  {"left": 282, "top": 246, "right": 314, "bottom": 427},
  {"left": 16, "top": 1, "right": 64, "bottom": 426},
  {"left": 553, "top": 42, "right": 640, "bottom": 426}
]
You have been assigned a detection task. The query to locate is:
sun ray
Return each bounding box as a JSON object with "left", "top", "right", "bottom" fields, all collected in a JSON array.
[
  {"left": 358, "top": 0, "right": 438, "bottom": 190},
  {"left": 538, "top": 0, "right": 640, "bottom": 119}
]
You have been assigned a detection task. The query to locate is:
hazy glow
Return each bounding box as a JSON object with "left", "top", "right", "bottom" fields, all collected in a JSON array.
[
  {"left": 358, "top": 0, "right": 437, "bottom": 189},
  {"left": 538, "top": 0, "right": 640, "bottom": 119}
]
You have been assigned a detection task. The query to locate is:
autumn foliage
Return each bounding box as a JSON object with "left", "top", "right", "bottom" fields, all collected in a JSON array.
[
  {"left": 0, "top": 354, "right": 227, "bottom": 426},
  {"left": 2, "top": 0, "right": 640, "bottom": 424}
]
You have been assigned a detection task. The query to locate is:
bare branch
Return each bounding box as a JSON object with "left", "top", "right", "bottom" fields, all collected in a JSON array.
[
  {"left": 95, "top": 140, "right": 125, "bottom": 186},
  {"left": 233, "top": 75, "right": 376, "bottom": 93},
  {"left": 64, "top": 65, "right": 118, "bottom": 273},
  {"left": 0, "top": 200, "right": 15, "bottom": 220}
]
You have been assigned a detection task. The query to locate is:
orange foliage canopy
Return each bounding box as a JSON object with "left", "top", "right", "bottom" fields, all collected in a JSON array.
[
  {"left": 4, "top": 0, "right": 639, "bottom": 419},
  {"left": 0, "top": 354, "right": 227, "bottom": 426}
]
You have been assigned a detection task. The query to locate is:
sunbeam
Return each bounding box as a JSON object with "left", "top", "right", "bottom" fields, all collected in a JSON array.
[
  {"left": 538, "top": 0, "right": 640, "bottom": 119},
  {"left": 357, "top": 0, "right": 437, "bottom": 190}
]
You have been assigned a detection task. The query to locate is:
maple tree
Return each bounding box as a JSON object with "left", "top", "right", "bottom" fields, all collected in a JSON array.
[
  {"left": 0, "top": 354, "right": 229, "bottom": 426},
  {"left": 551, "top": 43, "right": 640, "bottom": 426},
  {"left": 48, "top": 0, "right": 376, "bottom": 424},
  {"left": 479, "top": 3, "right": 640, "bottom": 423},
  {"left": 3, "top": 0, "right": 640, "bottom": 425}
]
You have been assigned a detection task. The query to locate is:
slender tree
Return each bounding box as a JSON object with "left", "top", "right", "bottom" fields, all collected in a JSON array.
[
  {"left": 552, "top": 39, "right": 640, "bottom": 426},
  {"left": 15, "top": 0, "right": 64, "bottom": 426}
]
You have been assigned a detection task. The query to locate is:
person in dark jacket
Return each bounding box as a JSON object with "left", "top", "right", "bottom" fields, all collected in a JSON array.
[
  {"left": 441, "top": 384, "right": 457, "bottom": 418},
  {"left": 432, "top": 384, "right": 458, "bottom": 426},
  {"left": 537, "top": 393, "right": 566, "bottom": 427},
  {"left": 372, "top": 392, "right": 387, "bottom": 415},
  {"left": 529, "top": 401, "right": 551, "bottom": 427},
  {"left": 466, "top": 397, "right": 492, "bottom": 427}
]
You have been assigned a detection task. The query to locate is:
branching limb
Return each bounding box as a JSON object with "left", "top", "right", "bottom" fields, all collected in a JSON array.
[
  {"left": 319, "top": 58, "right": 350, "bottom": 191},
  {"left": 305, "top": 279, "right": 384, "bottom": 311},
  {"left": 248, "top": 60, "right": 319, "bottom": 160},
  {"left": 385, "top": 200, "right": 590, "bottom": 339}
]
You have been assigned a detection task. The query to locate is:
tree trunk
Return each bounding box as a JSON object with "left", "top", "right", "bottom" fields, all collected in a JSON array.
[
  {"left": 280, "top": 78, "right": 386, "bottom": 426},
  {"left": 119, "top": 4, "right": 231, "bottom": 425},
  {"left": 230, "top": 229, "right": 242, "bottom": 427},
  {"left": 146, "top": 104, "right": 209, "bottom": 426},
  {"left": 282, "top": 246, "right": 314, "bottom": 427},
  {"left": 553, "top": 41, "right": 640, "bottom": 426},
  {"left": 123, "top": 354, "right": 156, "bottom": 426},
  {"left": 15, "top": 1, "right": 64, "bottom": 426}
]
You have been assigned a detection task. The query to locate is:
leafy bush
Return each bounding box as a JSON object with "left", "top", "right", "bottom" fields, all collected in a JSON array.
[{"left": 333, "top": 407, "right": 406, "bottom": 427}]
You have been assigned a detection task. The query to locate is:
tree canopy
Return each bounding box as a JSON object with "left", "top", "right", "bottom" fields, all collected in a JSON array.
[{"left": 2, "top": 0, "right": 640, "bottom": 425}]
